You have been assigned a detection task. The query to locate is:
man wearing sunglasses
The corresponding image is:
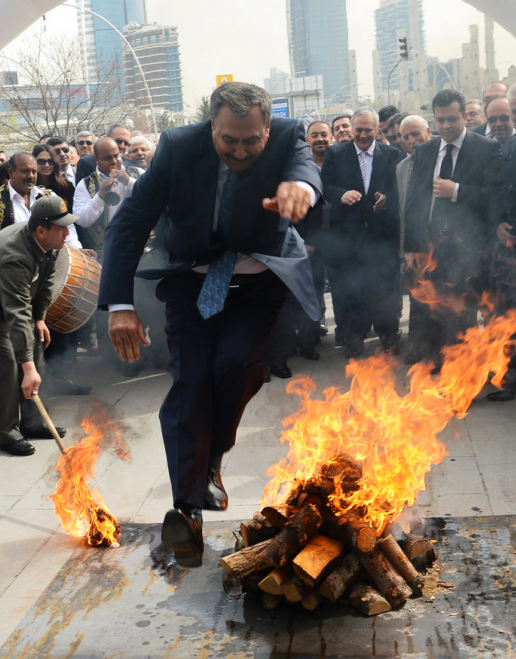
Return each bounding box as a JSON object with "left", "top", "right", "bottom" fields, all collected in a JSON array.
[
  {"left": 484, "top": 97, "right": 515, "bottom": 149},
  {"left": 46, "top": 136, "right": 75, "bottom": 186},
  {"left": 75, "top": 124, "right": 133, "bottom": 185},
  {"left": 75, "top": 131, "right": 97, "bottom": 158}
]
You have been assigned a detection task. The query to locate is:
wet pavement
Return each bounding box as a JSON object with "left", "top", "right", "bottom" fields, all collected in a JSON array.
[{"left": 1, "top": 516, "right": 516, "bottom": 659}]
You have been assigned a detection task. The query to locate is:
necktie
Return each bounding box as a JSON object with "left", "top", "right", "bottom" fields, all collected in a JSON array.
[
  {"left": 439, "top": 143, "right": 454, "bottom": 180},
  {"left": 359, "top": 150, "right": 368, "bottom": 192},
  {"left": 196, "top": 171, "right": 239, "bottom": 319}
]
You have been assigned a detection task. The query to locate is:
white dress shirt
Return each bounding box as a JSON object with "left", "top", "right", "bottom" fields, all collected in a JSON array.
[
  {"left": 61, "top": 165, "right": 76, "bottom": 186},
  {"left": 433, "top": 127, "right": 467, "bottom": 204},
  {"left": 73, "top": 167, "right": 137, "bottom": 228}
]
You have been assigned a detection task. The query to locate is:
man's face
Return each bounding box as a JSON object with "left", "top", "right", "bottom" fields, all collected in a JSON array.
[
  {"left": 212, "top": 105, "right": 270, "bottom": 173},
  {"left": 483, "top": 83, "right": 508, "bottom": 112},
  {"left": 127, "top": 140, "right": 150, "bottom": 167},
  {"left": 36, "top": 224, "right": 70, "bottom": 251},
  {"left": 400, "top": 121, "right": 432, "bottom": 155},
  {"left": 94, "top": 139, "right": 122, "bottom": 175},
  {"left": 465, "top": 102, "right": 485, "bottom": 129},
  {"left": 352, "top": 114, "right": 377, "bottom": 151},
  {"left": 110, "top": 127, "right": 131, "bottom": 155},
  {"left": 51, "top": 142, "right": 71, "bottom": 169},
  {"left": 377, "top": 120, "right": 390, "bottom": 143},
  {"left": 306, "top": 122, "right": 332, "bottom": 158},
  {"left": 387, "top": 125, "right": 400, "bottom": 149},
  {"left": 332, "top": 117, "right": 352, "bottom": 144},
  {"left": 8, "top": 155, "right": 37, "bottom": 194},
  {"left": 76, "top": 135, "right": 95, "bottom": 157},
  {"left": 434, "top": 102, "right": 466, "bottom": 143},
  {"left": 0, "top": 151, "right": 6, "bottom": 165},
  {"left": 486, "top": 97, "right": 514, "bottom": 144}
]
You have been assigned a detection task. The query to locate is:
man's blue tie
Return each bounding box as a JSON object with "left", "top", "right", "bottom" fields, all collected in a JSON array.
[{"left": 196, "top": 171, "right": 239, "bottom": 319}]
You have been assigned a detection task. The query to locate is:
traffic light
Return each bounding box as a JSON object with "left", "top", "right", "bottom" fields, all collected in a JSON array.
[{"left": 399, "top": 37, "right": 408, "bottom": 59}]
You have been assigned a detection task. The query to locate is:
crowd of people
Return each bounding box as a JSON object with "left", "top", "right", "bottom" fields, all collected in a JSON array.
[{"left": 1, "top": 79, "right": 516, "bottom": 567}]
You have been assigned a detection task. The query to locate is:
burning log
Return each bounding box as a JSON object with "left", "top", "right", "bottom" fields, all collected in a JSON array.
[
  {"left": 279, "top": 574, "right": 312, "bottom": 603},
  {"left": 399, "top": 533, "right": 437, "bottom": 570},
  {"left": 292, "top": 534, "right": 345, "bottom": 587},
  {"left": 378, "top": 534, "right": 424, "bottom": 595},
  {"left": 261, "top": 502, "right": 298, "bottom": 529},
  {"left": 258, "top": 566, "right": 291, "bottom": 595},
  {"left": 323, "top": 516, "right": 377, "bottom": 553},
  {"left": 359, "top": 548, "right": 413, "bottom": 607},
  {"left": 319, "top": 552, "right": 361, "bottom": 602},
  {"left": 348, "top": 583, "right": 392, "bottom": 616},
  {"left": 220, "top": 539, "right": 273, "bottom": 580},
  {"left": 261, "top": 503, "right": 323, "bottom": 567},
  {"left": 240, "top": 516, "right": 276, "bottom": 547}
]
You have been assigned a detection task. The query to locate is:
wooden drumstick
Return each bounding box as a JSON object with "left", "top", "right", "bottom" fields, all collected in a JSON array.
[{"left": 32, "top": 395, "right": 67, "bottom": 454}]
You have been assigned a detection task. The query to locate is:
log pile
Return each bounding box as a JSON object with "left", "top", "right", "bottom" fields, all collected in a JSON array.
[{"left": 220, "top": 454, "right": 437, "bottom": 615}]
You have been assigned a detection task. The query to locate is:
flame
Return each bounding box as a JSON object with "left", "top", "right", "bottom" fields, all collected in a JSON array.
[
  {"left": 49, "top": 404, "right": 131, "bottom": 547},
  {"left": 408, "top": 251, "right": 467, "bottom": 314},
  {"left": 261, "top": 311, "right": 516, "bottom": 536}
]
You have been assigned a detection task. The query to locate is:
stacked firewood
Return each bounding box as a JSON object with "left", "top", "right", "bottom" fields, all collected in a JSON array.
[{"left": 220, "top": 455, "right": 436, "bottom": 615}]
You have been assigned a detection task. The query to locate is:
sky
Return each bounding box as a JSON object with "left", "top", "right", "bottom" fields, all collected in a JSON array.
[{"left": 9, "top": 0, "right": 516, "bottom": 110}]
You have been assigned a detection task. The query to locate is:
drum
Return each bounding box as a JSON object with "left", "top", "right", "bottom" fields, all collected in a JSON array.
[{"left": 45, "top": 246, "right": 102, "bottom": 333}]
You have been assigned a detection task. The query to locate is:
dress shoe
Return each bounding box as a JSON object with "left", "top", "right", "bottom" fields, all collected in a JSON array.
[
  {"left": 404, "top": 346, "right": 426, "bottom": 365},
  {"left": 318, "top": 324, "right": 328, "bottom": 337},
  {"left": 270, "top": 363, "right": 292, "bottom": 379},
  {"left": 298, "top": 346, "right": 320, "bottom": 360},
  {"left": 487, "top": 389, "right": 516, "bottom": 402},
  {"left": 264, "top": 367, "right": 271, "bottom": 383},
  {"left": 0, "top": 438, "right": 35, "bottom": 456},
  {"left": 380, "top": 335, "right": 400, "bottom": 355},
  {"left": 20, "top": 425, "right": 66, "bottom": 439},
  {"left": 161, "top": 508, "right": 203, "bottom": 568},
  {"left": 204, "top": 469, "right": 228, "bottom": 511},
  {"left": 344, "top": 339, "right": 364, "bottom": 359},
  {"left": 53, "top": 379, "right": 92, "bottom": 396}
]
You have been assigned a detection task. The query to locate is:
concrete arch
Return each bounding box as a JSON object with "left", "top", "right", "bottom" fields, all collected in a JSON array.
[{"left": 463, "top": 0, "right": 516, "bottom": 39}]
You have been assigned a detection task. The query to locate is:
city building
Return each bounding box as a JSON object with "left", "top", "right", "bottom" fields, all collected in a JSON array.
[
  {"left": 264, "top": 68, "right": 323, "bottom": 120},
  {"left": 123, "top": 22, "right": 183, "bottom": 113},
  {"left": 76, "top": 0, "right": 147, "bottom": 93},
  {"left": 285, "top": 0, "right": 350, "bottom": 103},
  {"left": 374, "top": 0, "right": 425, "bottom": 94}
]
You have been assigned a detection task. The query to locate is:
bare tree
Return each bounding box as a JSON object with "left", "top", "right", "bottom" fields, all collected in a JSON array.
[{"left": 0, "top": 32, "right": 136, "bottom": 143}]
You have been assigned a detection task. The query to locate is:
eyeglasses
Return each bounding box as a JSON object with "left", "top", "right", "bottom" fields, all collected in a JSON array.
[
  {"left": 114, "top": 138, "right": 129, "bottom": 146},
  {"left": 36, "top": 158, "right": 54, "bottom": 166},
  {"left": 487, "top": 114, "right": 511, "bottom": 124},
  {"left": 53, "top": 146, "right": 70, "bottom": 154},
  {"left": 78, "top": 140, "right": 93, "bottom": 146}
]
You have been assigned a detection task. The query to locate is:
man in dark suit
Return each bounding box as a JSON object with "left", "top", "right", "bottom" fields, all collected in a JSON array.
[
  {"left": 98, "top": 82, "right": 322, "bottom": 567},
  {"left": 404, "top": 89, "right": 503, "bottom": 368},
  {"left": 322, "top": 108, "right": 400, "bottom": 357},
  {"left": 473, "top": 82, "right": 508, "bottom": 136}
]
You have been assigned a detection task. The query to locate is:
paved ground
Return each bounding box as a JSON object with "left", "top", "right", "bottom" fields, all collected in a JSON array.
[{"left": 1, "top": 297, "right": 515, "bottom": 657}]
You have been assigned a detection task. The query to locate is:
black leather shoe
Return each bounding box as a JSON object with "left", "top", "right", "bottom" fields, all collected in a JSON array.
[
  {"left": 161, "top": 508, "right": 203, "bottom": 568},
  {"left": 344, "top": 339, "right": 364, "bottom": 359},
  {"left": 264, "top": 367, "right": 271, "bottom": 383},
  {"left": 404, "top": 347, "right": 426, "bottom": 365},
  {"left": 270, "top": 363, "right": 292, "bottom": 379},
  {"left": 53, "top": 379, "right": 92, "bottom": 396},
  {"left": 0, "top": 438, "right": 35, "bottom": 456},
  {"left": 20, "top": 425, "right": 66, "bottom": 439},
  {"left": 487, "top": 389, "right": 516, "bottom": 402},
  {"left": 204, "top": 469, "right": 228, "bottom": 511},
  {"left": 299, "top": 346, "right": 320, "bottom": 360}
]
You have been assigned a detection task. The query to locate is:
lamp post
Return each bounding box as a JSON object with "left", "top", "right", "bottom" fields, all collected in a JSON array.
[{"left": 63, "top": 1, "right": 158, "bottom": 137}]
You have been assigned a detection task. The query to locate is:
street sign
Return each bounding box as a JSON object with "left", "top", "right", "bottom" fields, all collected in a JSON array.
[
  {"left": 216, "top": 74, "right": 234, "bottom": 86},
  {"left": 272, "top": 100, "right": 289, "bottom": 118}
]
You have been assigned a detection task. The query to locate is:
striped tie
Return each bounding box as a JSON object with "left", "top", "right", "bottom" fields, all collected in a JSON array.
[
  {"left": 359, "top": 150, "right": 368, "bottom": 192},
  {"left": 196, "top": 171, "right": 239, "bottom": 319}
]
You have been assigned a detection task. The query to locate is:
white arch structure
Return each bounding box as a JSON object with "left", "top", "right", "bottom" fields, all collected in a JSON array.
[{"left": 0, "top": 1, "right": 515, "bottom": 55}]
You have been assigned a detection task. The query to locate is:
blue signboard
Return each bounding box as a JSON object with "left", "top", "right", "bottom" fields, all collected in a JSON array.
[{"left": 272, "top": 101, "right": 289, "bottom": 118}]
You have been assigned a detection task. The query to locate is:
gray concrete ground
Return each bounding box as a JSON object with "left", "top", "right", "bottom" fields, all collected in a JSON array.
[{"left": 1, "top": 296, "right": 515, "bottom": 656}]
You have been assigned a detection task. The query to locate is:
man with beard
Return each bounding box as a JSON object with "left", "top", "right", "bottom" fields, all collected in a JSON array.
[{"left": 126, "top": 136, "right": 152, "bottom": 169}]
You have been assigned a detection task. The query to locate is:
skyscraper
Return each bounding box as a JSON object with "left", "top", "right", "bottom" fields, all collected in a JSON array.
[
  {"left": 123, "top": 22, "right": 183, "bottom": 113},
  {"left": 374, "top": 0, "right": 425, "bottom": 92},
  {"left": 286, "top": 0, "right": 350, "bottom": 102},
  {"left": 76, "top": 0, "right": 147, "bottom": 92}
]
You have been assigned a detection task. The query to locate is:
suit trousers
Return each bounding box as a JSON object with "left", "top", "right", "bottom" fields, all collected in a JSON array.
[{"left": 157, "top": 269, "right": 287, "bottom": 510}]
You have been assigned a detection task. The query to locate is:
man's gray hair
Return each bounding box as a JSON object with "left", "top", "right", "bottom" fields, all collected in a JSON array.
[
  {"left": 128, "top": 135, "right": 152, "bottom": 149},
  {"left": 351, "top": 107, "right": 379, "bottom": 127},
  {"left": 210, "top": 82, "right": 272, "bottom": 126},
  {"left": 76, "top": 130, "right": 97, "bottom": 142},
  {"left": 400, "top": 114, "right": 429, "bottom": 131}
]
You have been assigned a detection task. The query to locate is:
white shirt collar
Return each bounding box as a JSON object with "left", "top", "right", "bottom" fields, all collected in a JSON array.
[
  {"left": 354, "top": 140, "right": 376, "bottom": 157},
  {"left": 439, "top": 127, "right": 467, "bottom": 152},
  {"left": 8, "top": 181, "right": 42, "bottom": 203}
]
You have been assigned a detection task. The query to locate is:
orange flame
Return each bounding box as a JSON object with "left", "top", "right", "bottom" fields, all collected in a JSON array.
[
  {"left": 408, "top": 251, "right": 467, "bottom": 314},
  {"left": 261, "top": 311, "right": 516, "bottom": 536},
  {"left": 49, "top": 404, "right": 131, "bottom": 546}
]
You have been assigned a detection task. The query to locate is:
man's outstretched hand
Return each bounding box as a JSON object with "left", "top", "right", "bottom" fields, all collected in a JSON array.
[
  {"left": 108, "top": 310, "right": 149, "bottom": 363},
  {"left": 262, "top": 181, "right": 312, "bottom": 223}
]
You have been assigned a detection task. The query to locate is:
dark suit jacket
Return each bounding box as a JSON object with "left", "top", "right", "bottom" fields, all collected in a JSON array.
[
  {"left": 404, "top": 130, "right": 503, "bottom": 253},
  {"left": 98, "top": 118, "right": 323, "bottom": 319},
  {"left": 473, "top": 123, "right": 488, "bottom": 136},
  {"left": 321, "top": 140, "right": 400, "bottom": 259}
]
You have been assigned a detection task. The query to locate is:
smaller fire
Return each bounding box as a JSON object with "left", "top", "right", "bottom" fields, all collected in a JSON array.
[
  {"left": 49, "top": 403, "right": 131, "bottom": 547},
  {"left": 408, "top": 250, "right": 468, "bottom": 315}
]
